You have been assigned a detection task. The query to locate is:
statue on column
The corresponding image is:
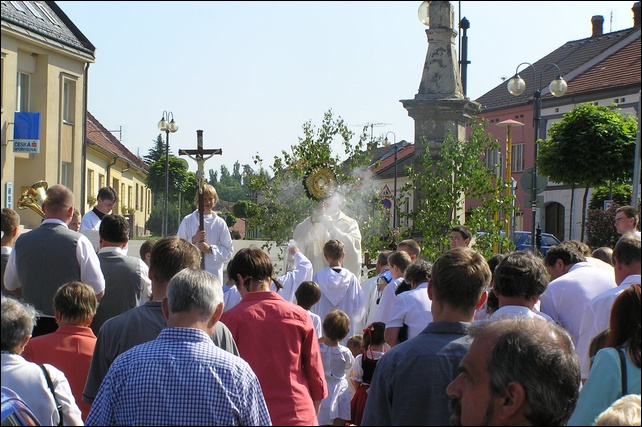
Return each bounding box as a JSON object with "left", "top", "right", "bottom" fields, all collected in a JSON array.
[{"left": 292, "top": 166, "right": 362, "bottom": 278}]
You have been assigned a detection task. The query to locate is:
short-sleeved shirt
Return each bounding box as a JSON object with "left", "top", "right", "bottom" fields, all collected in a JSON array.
[
  {"left": 361, "top": 321, "right": 472, "bottom": 426},
  {"left": 85, "top": 328, "right": 271, "bottom": 426}
]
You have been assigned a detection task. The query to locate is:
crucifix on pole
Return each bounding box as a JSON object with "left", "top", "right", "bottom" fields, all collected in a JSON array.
[{"left": 179, "top": 130, "right": 222, "bottom": 267}]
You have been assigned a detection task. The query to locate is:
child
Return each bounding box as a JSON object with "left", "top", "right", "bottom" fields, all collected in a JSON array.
[
  {"left": 295, "top": 280, "right": 323, "bottom": 338},
  {"left": 69, "top": 210, "right": 82, "bottom": 232},
  {"left": 312, "top": 239, "right": 365, "bottom": 345},
  {"left": 349, "top": 322, "right": 386, "bottom": 426},
  {"left": 345, "top": 334, "right": 364, "bottom": 400},
  {"left": 1, "top": 208, "right": 20, "bottom": 294},
  {"left": 318, "top": 309, "right": 355, "bottom": 426},
  {"left": 346, "top": 334, "right": 363, "bottom": 358},
  {"left": 138, "top": 239, "right": 156, "bottom": 267}
]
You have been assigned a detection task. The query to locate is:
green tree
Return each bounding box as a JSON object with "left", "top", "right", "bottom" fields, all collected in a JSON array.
[
  {"left": 538, "top": 103, "right": 637, "bottom": 240},
  {"left": 211, "top": 162, "right": 250, "bottom": 203},
  {"left": 246, "top": 109, "right": 387, "bottom": 257},
  {"left": 589, "top": 182, "right": 633, "bottom": 210},
  {"left": 401, "top": 118, "right": 513, "bottom": 260},
  {"left": 143, "top": 134, "right": 168, "bottom": 164},
  {"left": 145, "top": 156, "right": 197, "bottom": 235}
]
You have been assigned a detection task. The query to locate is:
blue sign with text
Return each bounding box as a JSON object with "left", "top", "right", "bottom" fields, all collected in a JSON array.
[{"left": 13, "top": 112, "right": 41, "bottom": 153}]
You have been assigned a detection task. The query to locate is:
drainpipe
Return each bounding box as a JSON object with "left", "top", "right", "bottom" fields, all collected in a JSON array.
[
  {"left": 81, "top": 62, "right": 90, "bottom": 215},
  {"left": 106, "top": 156, "right": 117, "bottom": 187}
]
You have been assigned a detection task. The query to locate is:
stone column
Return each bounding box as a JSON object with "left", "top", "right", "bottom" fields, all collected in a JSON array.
[{"left": 401, "top": 1, "right": 480, "bottom": 225}]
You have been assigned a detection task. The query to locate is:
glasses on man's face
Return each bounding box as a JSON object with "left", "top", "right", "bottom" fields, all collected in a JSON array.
[
  {"left": 449, "top": 236, "right": 463, "bottom": 241},
  {"left": 615, "top": 217, "right": 625, "bottom": 223}
]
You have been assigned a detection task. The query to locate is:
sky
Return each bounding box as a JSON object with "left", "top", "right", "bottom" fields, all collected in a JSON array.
[{"left": 55, "top": 1, "right": 638, "bottom": 175}]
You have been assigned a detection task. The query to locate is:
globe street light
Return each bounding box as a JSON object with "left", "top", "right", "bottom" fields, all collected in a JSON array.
[
  {"left": 158, "top": 111, "right": 178, "bottom": 236},
  {"left": 507, "top": 62, "right": 567, "bottom": 252}
]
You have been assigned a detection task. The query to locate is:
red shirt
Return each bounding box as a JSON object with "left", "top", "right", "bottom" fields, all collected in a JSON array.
[
  {"left": 23, "top": 325, "right": 96, "bottom": 421},
  {"left": 221, "top": 291, "right": 327, "bottom": 426}
]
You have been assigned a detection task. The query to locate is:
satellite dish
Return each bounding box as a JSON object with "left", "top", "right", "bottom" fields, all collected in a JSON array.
[{"left": 418, "top": 1, "right": 430, "bottom": 27}]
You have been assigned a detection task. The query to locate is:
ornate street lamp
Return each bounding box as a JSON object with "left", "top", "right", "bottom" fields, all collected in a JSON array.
[
  {"left": 158, "top": 111, "right": 178, "bottom": 236},
  {"left": 507, "top": 62, "right": 567, "bottom": 252}
]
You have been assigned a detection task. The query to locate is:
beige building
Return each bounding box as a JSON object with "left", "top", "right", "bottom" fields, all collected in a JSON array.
[
  {"left": 86, "top": 111, "right": 151, "bottom": 237},
  {"left": 1, "top": 1, "right": 150, "bottom": 234}
]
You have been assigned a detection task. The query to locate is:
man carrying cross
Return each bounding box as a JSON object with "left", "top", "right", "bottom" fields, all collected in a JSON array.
[{"left": 177, "top": 130, "right": 233, "bottom": 284}]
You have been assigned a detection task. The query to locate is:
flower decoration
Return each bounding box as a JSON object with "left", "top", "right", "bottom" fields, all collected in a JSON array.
[{"left": 304, "top": 166, "right": 337, "bottom": 201}]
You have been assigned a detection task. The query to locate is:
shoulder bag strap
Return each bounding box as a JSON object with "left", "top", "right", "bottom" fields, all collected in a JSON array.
[
  {"left": 616, "top": 347, "right": 628, "bottom": 396},
  {"left": 39, "top": 364, "right": 64, "bottom": 426}
]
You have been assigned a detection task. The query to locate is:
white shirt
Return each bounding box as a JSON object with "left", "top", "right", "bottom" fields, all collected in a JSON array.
[
  {"left": 177, "top": 210, "right": 234, "bottom": 285},
  {"left": 487, "top": 305, "right": 554, "bottom": 322},
  {"left": 79, "top": 209, "right": 101, "bottom": 231},
  {"left": 3, "top": 219, "right": 106, "bottom": 298},
  {"left": 97, "top": 246, "right": 152, "bottom": 306},
  {"left": 385, "top": 283, "right": 433, "bottom": 341},
  {"left": 576, "top": 274, "right": 641, "bottom": 380},
  {"left": 539, "top": 262, "right": 616, "bottom": 346},
  {"left": 1, "top": 352, "right": 83, "bottom": 426},
  {"left": 359, "top": 275, "right": 378, "bottom": 331},
  {"left": 276, "top": 251, "right": 313, "bottom": 303},
  {"left": 309, "top": 310, "right": 323, "bottom": 338},
  {"left": 371, "top": 277, "right": 404, "bottom": 324}
]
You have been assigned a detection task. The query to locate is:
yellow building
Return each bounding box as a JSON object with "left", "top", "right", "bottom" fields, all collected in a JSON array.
[
  {"left": 86, "top": 111, "right": 151, "bottom": 237},
  {"left": 2, "top": 1, "right": 150, "bottom": 234}
]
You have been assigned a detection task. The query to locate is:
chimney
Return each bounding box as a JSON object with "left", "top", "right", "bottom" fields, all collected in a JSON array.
[
  {"left": 634, "top": 2, "right": 641, "bottom": 27},
  {"left": 591, "top": 15, "right": 604, "bottom": 37}
]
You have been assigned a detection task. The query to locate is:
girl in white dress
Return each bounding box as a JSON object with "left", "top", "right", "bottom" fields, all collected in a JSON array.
[{"left": 318, "top": 309, "right": 355, "bottom": 426}]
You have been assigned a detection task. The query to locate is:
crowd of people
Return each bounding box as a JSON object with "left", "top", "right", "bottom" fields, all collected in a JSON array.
[{"left": 1, "top": 183, "right": 640, "bottom": 426}]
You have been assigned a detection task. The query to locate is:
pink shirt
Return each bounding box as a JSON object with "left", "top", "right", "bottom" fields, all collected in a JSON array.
[
  {"left": 23, "top": 325, "right": 96, "bottom": 421},
  {"left": 221, "top": 291, "right": 327, "bottom": 426}
]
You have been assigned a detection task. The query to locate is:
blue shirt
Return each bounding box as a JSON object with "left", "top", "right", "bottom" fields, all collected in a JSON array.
[
  {"left": 86, "top": 327, "right": 271, "bottom": 426},
  {"left": 567, "top": 346, "right": 641, "bottom": 426},
  {"left": 361, "top": 321, "right": 472, "bottom": 426}
]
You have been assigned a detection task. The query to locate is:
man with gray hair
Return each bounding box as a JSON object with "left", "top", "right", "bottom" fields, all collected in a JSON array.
[
  {"left": 86, "top": 268, "right": 271, "bottom": 425},
  {"left": 83, "top": 236, "right": 238, "bottom": 406},
  {"left": 447, "top": 317, "right": 580, "bottom": 426}
]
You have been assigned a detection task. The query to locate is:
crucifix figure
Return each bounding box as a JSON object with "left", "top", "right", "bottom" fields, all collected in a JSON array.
[{"left": 178, "top": 130, "right": 233, "bottom": 278}]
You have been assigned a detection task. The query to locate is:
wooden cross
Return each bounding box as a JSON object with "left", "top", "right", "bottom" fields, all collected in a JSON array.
[{"left": 179, "top": 130, "right": 222, "bottom": 267}]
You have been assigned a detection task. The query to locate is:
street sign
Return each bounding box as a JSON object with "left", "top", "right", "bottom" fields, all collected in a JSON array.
[{"left": 520, "top": 167, "right": 547, "bottom": 195}]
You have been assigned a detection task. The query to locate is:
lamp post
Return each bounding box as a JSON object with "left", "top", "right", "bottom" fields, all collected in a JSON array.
[
  {"left": 158, "top": 111, "right": 178, "bottom": 236},
  {"left": 507, "top": 63, "right": 567, "bottom": 253},
  {"left": 384, "top": 132, "right": 398, "bottom": 229}
]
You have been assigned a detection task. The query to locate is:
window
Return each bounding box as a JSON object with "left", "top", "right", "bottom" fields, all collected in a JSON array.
[
  {"left": 61, "top": 162, "right": 70, "bottom": 187},
  {"left": 99, "top": 174, "right": 105, "bottom": 189},
  {"left": 485, "top": 149, "right": 501, "bottom": 172},
  {"left": 35, "top": 3, "right": 59, "bottom": 25},
  {"left": 17, "top": 72, "right": 30, "bottom": 112},
  {"left": 87, "top": 170, "right": 95, "bottom": 199},
  {"left": 511, "top": 144, "right": 524, "bottom": 172},
  {"left": 63, "top": 79, "right": 75, "bottom": 123}
]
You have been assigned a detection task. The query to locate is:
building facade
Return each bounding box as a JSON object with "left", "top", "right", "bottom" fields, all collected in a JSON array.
[{"left": 2, "top": 1, "right": 151, "bottom": 234}]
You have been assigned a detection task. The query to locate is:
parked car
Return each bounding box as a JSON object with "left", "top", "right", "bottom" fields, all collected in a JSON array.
[
  {"left": 477, "top": 230, "right": 562, "bottom": 255},
  {"left": 1, "top": 387, "right": 41, "bottom": 426},
  {"left": 512, "top": 230, "right": 562, "bottom": 255}
]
